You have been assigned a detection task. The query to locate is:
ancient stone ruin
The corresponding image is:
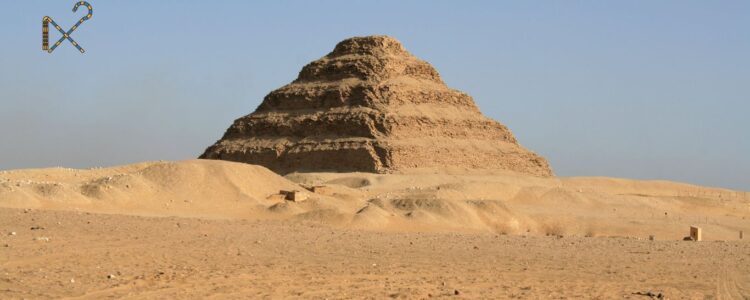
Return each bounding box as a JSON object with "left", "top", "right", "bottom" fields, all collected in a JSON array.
[{"left": 200, "top": 35, "right": 553, "bottom": 176}]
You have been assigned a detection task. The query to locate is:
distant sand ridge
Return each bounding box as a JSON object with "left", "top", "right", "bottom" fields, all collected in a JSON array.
[
  {"left": 1, "top": 160, "right": 747, "bottom": 240},
  {"left": 200, "top": 35, "right": 552, "bottom": 176}
]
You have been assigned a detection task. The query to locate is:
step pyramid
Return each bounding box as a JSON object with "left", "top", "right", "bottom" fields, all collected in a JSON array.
[{"left": 200, "top": 36, "right": 553, "bottom": 176}]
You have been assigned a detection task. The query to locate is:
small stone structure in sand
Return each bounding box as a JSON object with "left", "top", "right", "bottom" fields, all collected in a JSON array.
[
  {"left": 690, "top": 226, "right": 702, "bottom": 241},
  {"left": 201, "top": 36, "right": 552, "bottom": 176}
]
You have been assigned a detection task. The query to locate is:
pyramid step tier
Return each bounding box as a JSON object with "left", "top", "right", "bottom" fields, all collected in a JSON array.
[{"left": 201, "top": 137, "right": 551, "bottom": 177}]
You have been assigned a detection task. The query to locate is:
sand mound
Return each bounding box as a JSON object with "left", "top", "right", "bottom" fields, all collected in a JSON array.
[
  {"left": 283, "top": 171, "right": 750, "bottom": 239},
  {"left": 1, "top": 160, "right": 747, "bottom": 239},
  {"left": 200, "top": 35, "right": 552, "bottom": 176},
  {"left": 0, "top": 160, "right": 300, "bottom": 218}
]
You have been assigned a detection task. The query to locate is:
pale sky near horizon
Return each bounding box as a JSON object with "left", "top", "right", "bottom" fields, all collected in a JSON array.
[{"left": 1, "top": 1, "right": 748, "bottom": 190}]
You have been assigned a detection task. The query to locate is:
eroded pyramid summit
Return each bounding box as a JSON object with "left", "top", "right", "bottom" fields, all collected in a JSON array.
[{"left": 200, "top": 35, "right": 553, "bottom": 176}]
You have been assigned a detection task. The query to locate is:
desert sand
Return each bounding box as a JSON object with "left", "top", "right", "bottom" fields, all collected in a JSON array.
[
  {"left": 0, "top": 207, "right": 748, "bottom": 299},
  {"left": 1, "top": 159, "right": 749, "bottom": 298}
]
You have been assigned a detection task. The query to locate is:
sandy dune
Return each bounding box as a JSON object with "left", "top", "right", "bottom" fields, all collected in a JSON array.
[
  {"left": 0, "top": 160, "right": 299, "bottom": 219},
  {"left": 1, "top": 159, "right": 747, "bottom": 240}
]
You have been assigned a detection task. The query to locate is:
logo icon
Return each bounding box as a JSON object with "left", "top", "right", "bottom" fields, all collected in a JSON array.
[{"left": 43, "top": 1, "right": 93, "bottom": 54}]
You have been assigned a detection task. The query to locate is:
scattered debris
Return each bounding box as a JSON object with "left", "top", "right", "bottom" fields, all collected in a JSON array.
[
  {"left": 266, "top": 193, "right": 286, "bottom": 201},
  {"left": 9, "top": 232, "right": 16, "bottom": 236},
  {"left": 34, "top": 237, "right": 50, "bottom": 242},
  {"left": 280, "top": 190, "right": 308, "bottom": 202},
  {"left": 30, "top": 226, "right": 45, "bottom": 230},
  {"left": 107, "top": 274, "right": 116, "bottom": 279},
  {"left": 633, "top": 291, "right": 664, "bottom": 299},
  {"left": 304, "top": 185, "right": 331, "bottom": 195}
]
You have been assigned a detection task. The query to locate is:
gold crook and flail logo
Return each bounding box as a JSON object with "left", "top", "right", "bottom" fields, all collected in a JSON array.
[{"left": 43, "top": 1, "right": 93, "bottom": 54}]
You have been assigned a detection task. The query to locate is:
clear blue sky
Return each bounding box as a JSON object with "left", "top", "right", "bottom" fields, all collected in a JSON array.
[{"left": 1, "top": 1, "right": 748, "bottom": 190}]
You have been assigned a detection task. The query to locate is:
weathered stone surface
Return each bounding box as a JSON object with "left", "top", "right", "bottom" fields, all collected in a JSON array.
[{"left": 200, "top": 36, "right": 553, "bottom": 176}]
